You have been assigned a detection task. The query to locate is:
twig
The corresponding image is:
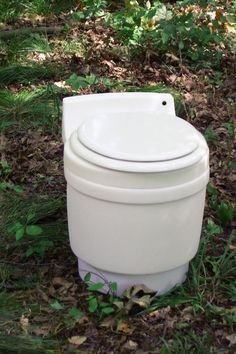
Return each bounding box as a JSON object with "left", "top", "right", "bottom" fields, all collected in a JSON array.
[
  {"left": 0, "top": 260, "right": 75, "bottom": 267},
  {"left": 0, "top": 26, "right": 64, "bottom": 39}
]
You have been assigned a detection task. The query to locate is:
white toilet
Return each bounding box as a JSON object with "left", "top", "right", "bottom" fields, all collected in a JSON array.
[{"left": 63, "top": 93, "right": 209, "bottom": 296}]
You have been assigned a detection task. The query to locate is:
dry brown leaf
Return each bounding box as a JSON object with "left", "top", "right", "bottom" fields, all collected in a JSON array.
[
  {"left": 68, "top": 336, "right": 87, "bottom": 346},
  {"left": 52, "top": 277, "right": 72, "bottom": 289},
  {"left": 123, "top": 284, "right": 156, "bottom": 299},
  {"left": 148, "top": 306, "right": 171, "bottom": 320},
  {"left": 117, "top": 321, "right": 134, "bottom": 334},
  {"left": 123, "top": 340, "right": 138, "bottom": 350},
  {"left": 31, "top": 326, "right": 50, "bottom": 337},
  {"left": 226, "top": 333, "right": 236, "bottom": 346},
  {"left": 182, "top": 306, "right": 193, "bottom": 321}
]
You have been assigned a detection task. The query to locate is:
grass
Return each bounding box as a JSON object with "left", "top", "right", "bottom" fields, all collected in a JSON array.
[
  {"left": 0, "top": 64, "right": 63, "bottom": 85},
  {"left": 0, "top": 86, "right": 61, "bottom": 131},
  {"left": 0, "top": 34, "right": 52, "bottom": 65},
  {"left": 0, "top": 0, "right": 78, "bottom": 22}
]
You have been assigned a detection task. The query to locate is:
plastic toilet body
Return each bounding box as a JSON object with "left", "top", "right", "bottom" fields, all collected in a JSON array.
[{"left": 63, "top": 93, "right": 209, "bottom": 295}]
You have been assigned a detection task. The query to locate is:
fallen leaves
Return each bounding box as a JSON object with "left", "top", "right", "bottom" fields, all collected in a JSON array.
[
  {"left": 226, "top": 333, "right": 236, "bottom": 347},
  {"left": 122, "top": 284, "right": 156, "bottom": 313},
  {"left": 123, "top": 339, "right": 138, "bottom": 350},
  {"left": 68, "top": 335, "right": 87, "bottom": 346},
  {"left": 117, "top": 321, "right": 135, "bottom": 334}
]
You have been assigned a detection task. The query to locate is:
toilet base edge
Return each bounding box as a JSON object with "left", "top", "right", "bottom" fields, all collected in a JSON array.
[{"left": 78, "top": 258, "right": 188, "bottom": 296}]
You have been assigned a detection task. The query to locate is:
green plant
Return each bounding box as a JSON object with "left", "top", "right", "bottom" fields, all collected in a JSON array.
[
  {"left": 107, "top": 1, "right": 234, "bottom": 66},
  {"left": 216, "top": 201, "right": 234, "bottom": 227},
  {"left": 0, "top": 87, "right": 61, "bottom": 131},
  {"left": 204, "top": 127, "right": 219, "bottom": 144},
  {"left": 207, "top": 185, "right": 234, "bottom": 227},
  {"left": 0, "top": 64, "right": 62, "bottom": 86},
  {"left": 0, "top": 34, "right": 51, "bottom": 64},
  {"left": 71, "top": 0, "right": 107, "bottom": 20},
  {"left": 66, "top": 73, "right": 127, "bottom": 91},
  {"left": 223, "top": 122, "right": 235, "bottom": 138},
  {"left": 206, "top": 71, "right": 224, "bottom": 87},
  {"left": 2, "top": 193, "right": 64, "bottom": 259},
  {"left": 66, "top": 73, "right": 98, "bottom": 89},
  {"left": 0, "top": 160, "right": 23, "bottom": 193},
  {"left": 83, "top": 272, "right": 119, "bottom": 317},
  {"left": 8, "top": 213, "right": 43, "bottom": 241}
]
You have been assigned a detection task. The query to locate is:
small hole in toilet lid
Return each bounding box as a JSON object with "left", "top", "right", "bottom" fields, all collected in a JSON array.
[{"left": 77, "top": 111, "right": 200, "bottom": 162}]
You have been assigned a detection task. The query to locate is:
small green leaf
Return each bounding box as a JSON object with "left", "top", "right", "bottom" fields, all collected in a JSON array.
[
  {"left": 85, "top": 74, "right": 98, "bottom": 85},
  {"left": 88, "top": 297, "right": 98, "bottom": 313},
  {"left": 207, "top": 184, "right": 217, "bottom": 195},
  {"left": 160, "top": 345, "right": 170, "bottom": 354},
  {"left": 191, "top": 51, "right": 199, "bottom": 61},
  {"left": 27, "top": 213, "right": 36, "bottom": 222},
  {"left": 50, "top": 300, "right": 64, "bottom": 310},
  {"left": 8, "top": 222, "right": 23, "bottom": 233},
  {"left": 1, "top": 160, "right": 9, "bottom": 168},
  {"left": 15, "top": 227, "right": 25, "bottom": 240},
  {"left": 161, "top": 32, "right": 169, "bottom": 44},
  {"left": 110, "top": 282, "right": 118, "bottom": 293},
  {"left": 217, "top": 201, "right": 234, "bottom": 227},
  {"left": 68, "top": 308, "right": 84, "bottom": 319},
  {"left": 179, "top": 40, "right": 184, "bottom": 50},
  {"left": 72, "top": 11, "right": 85, "bottom": 20},
  {"left": 231, "top": 161, "right": 236, "bottom": 171},
  {"left": 101, "top": 306, "right": 115, "bottom": 315},
  {"left": 206, "top": 218, "right": 222, "bottom": 235},
  {"left": 87, "top": 282, "right": 104, "bottom": 291},
  {"left": 25, "top": 247, "right": 34, "bottom": 257},
  {"left": 26, "top": 225, "right": 43, "bottom": 236},
  {"left": 14, "top": 185, "right": 23, "bottom": 193},
  {"left": 0, "top": 181, "right": 9, "bottom": 190},
  {"left": 84, "top": 272, "right": 91, "bottom": 283}
]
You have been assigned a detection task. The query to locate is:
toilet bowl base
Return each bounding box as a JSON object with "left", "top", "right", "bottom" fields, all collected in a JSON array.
[{"left": 78, "top": 258, "right": 189, "bottom": 296}]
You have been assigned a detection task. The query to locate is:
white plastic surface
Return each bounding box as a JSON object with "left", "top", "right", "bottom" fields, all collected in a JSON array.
[
  {"left": 67, "top": 184, "right": 206, "bottom": 275},
  {"left": 69, "top": 129, "right": 208, "bottom": 172},
  {"left": 78, "top": 112, "right": 199, "bottom": 162},
  {"left": 62, "top": 92, "right": 175, "bottom": 142},
  {"left": 78, "top": 258, "right": 189, "bottom": 296},
  {"left": 63, "top": 92, "right": 209, "bottom": 295}
]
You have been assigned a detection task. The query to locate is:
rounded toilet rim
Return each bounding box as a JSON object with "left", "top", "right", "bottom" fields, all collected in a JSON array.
[{"left": 69, "top": 129, "right": 208, "bottom": 173}]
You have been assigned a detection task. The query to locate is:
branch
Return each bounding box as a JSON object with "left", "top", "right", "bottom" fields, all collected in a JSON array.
[{"left": 0, "top": 26, "right": 64, "bottom": 39}]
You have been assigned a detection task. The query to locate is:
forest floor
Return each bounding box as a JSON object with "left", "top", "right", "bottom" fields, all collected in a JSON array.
[{"left": 0, "top": 2, "right": 235, "bottom": 353}]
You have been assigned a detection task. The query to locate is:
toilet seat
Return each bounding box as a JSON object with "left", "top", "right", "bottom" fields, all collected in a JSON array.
[{"left": 69, "top": 112, "right": 207, "bottom": 173}]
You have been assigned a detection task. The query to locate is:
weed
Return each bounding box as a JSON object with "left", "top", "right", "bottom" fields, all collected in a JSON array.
[
  {"left": 207, "top": 185, "right": 234, "bottom": 227},
  {"left": 0, "top": 34, "right": 51, "bottom": 64},
  {"left": 206, "top": 71, "right": 224, "bottom": 88},
  {"left": 216, "top": 201, "right": 234, "bottom": 227},
  {"left": 0, "top": 160, "right": 23, "bottom": 193},
  {"left": 223, "top": 122, "right": 235, "bottom": 138},
  {"left": 204, "top": 127, "right": 219, "bottom": 144},
  {"left": 106, "top": 1, "right": 235, "bottom": 66},
  {"left": 66, "top": 73, "right": 128, "bottom": 91},
  {"left": 0, "top": 0, "right": 78, "bottom": 22},
  {"left": 82, "top": 272, "right": 120, "bottom": 317},
  {"left": 71, "top": 0, "right": 107, "bottom": 20},
  {"left": 9, "top": 215, "right": 43, "bottom": 241},
  {"left": 161, "top": 331, "right": 214, "bottom": 353},
  {"left": 1, "top": 192, "right": 65, "bottom": 258},
  {"left": 0, "top": 64, "right": 62, "bottom": 86},
  {"left": 0, "top": 86, "right": 61, "bottom": 131}
]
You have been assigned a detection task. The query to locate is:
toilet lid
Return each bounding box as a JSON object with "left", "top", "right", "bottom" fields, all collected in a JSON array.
[{"left": 77, "top": 112, "right": 199, "bottom": 162}]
